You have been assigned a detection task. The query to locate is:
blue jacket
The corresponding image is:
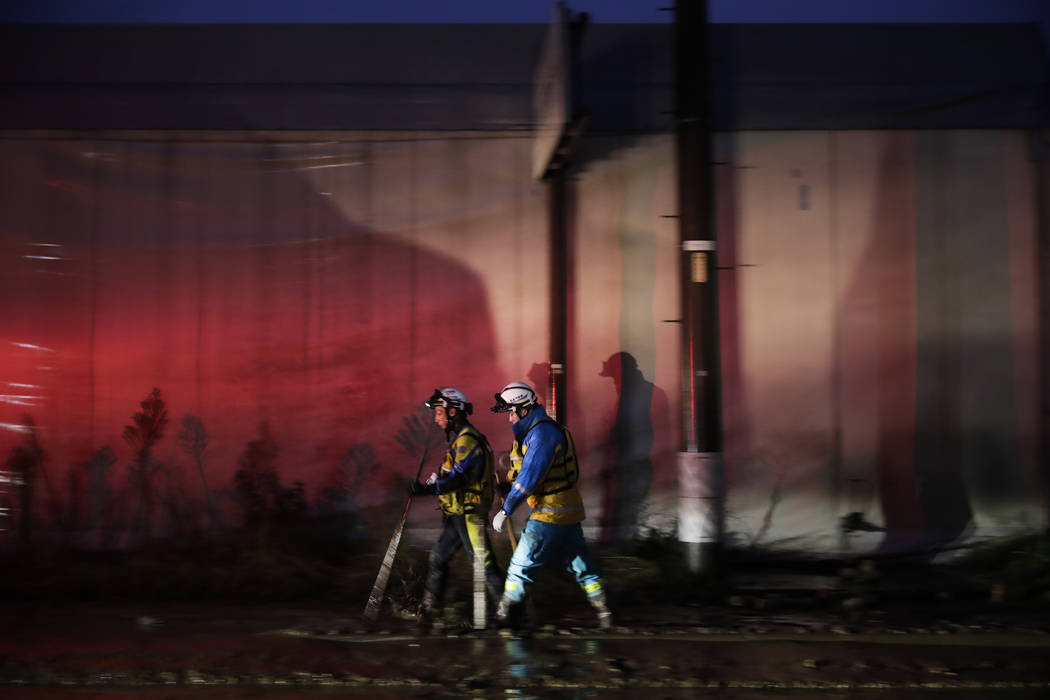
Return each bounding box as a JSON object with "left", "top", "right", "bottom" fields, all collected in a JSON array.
[{"left": 502, "top": 405, "right": 583, "bottom": 523}]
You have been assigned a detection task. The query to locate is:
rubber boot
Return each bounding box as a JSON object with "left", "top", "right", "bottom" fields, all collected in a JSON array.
[
  {"left": 416, "top": 590, "right": 438, "bottom": 633},
  {"left": 486, "top": 583, "right": 504, "bottom": 627},
  {"left": 495, "top": 594, "right": 525, "bottom": 633},
  {"left": 589, "top": 591, "right": 614, "bottom": 630}
]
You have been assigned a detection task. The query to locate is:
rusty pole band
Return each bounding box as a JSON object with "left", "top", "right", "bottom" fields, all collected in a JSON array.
[{"left": 676, "top": 0, "right": 725, "bottom": 574}]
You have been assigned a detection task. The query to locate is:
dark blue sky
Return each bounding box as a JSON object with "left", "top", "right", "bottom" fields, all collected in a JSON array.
[
  {"left": 3, "top": 0, "right": 1049, "bottom": 47},
  {"left": 2, "top": 0, "right": 1048, "bottom": 27}
]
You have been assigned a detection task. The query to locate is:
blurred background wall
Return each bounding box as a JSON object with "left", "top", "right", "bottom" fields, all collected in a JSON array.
[{"left": 1, "top": 22, "right": 1046, "bottom": 555}]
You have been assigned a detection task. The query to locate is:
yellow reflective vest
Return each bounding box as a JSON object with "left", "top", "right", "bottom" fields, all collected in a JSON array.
[
  {"left": 437, "top": 425, "right": 495, "bottom": 516},
  {"left": 507, "top": 424, "right": 585, "bottom": 525}
]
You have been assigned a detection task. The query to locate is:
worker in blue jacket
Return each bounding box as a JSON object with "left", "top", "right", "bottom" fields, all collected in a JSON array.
[{"left": 490, "top": 381, "right": 612, "bottom": 630}]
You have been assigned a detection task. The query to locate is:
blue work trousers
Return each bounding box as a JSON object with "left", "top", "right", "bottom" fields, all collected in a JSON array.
[{"left": 503, "top": 518, "right": 604, "bottom": 603}]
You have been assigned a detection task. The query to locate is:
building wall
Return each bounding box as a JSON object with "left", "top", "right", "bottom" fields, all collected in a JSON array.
[
  {"left": 719, "top": 130, "right": 1043, "bottom": 554},
  {"left": 0, "top": 129, "right": 1043, "bottom": 553},
  {"left": 573, "top": 135, "right": 681, "bottom": 541},
  {"left": 0, "top": 133, "right": 551, "bottom": 539}
]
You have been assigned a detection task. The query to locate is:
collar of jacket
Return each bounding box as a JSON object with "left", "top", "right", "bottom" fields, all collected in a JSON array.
[
  {"left": 449, "top": 421, "right": 475, "bottom": 442},
  {"left": 512, "top": 403, "right": 550, "bottom": 442}
]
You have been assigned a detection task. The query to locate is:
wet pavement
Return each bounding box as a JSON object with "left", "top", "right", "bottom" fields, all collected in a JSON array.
[
  {"left": 3, "top": 589, "right": 1050, "bottom": 699},
  {"left": 3, "top": 553, "right": 1050, "bottom": 697}
]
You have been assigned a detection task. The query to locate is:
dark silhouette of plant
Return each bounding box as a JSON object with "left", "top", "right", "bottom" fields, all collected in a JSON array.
[
  {"left": 4, "top": 414, "right": 44, "bottom": 549},
  {"left": 394, "top": 407, "right": 437, "bottom": 460},
  {"left": 296, "top": 443, "right": 377, "bottom": 561},
  {"left": 81, "top": 445, "right": 116, "bottom": 546},
  {"left": 123, "top": 387, "right": 168, "bottom": 542},
  {"left": 154, "top": 460, "right": 195, "bottom": 540},
  {"left": 64, "top": 463, "right": 83, "bottom": 535},
  {"left": 177, "top": 414, "right": 216, "bottom": 531},
  {"left": 232, "top": 423, "right": 308, "bottom": 552},
  {"left": 275, "top": 480, "right": 306, "bottom": 520},
  {"left": 319, "top": 443, "right": 377, "bottom": 514},
  {"left": 233, "top": 421, "right": 281, "bottom": 521}
]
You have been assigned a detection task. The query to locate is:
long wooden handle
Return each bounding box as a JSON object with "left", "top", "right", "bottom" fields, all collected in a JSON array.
[{"left": 363, "top": 444, "right": 430, "bottom": 621}]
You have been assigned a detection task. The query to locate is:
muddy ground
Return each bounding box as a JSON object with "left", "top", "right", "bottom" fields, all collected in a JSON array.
[
  {"left": 2, "top": 531, "right": 1050, "bottom": 697},
  {"left": 4, "top": 547, "right": 1050, "bottom": 698}
]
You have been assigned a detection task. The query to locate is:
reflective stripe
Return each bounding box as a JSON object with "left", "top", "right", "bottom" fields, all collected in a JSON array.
[
  {"left": 517, "top": 422, "right": 585, "bottom": 525},
  {"left": 504, "top": 520, "right": 603, "bottom": 603},
  {"left": 534, "top": 505, "right": 584, "bottom": 514},
  {"left": 511, "top": 481, "right": 531, "bottom": 496},
  {"left": 437, "top": 425, "right": 495, "bottom": 515}
]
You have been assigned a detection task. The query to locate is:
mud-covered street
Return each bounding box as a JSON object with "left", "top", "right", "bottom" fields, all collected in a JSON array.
[
  {"left": 3, "top": 593, "right": 1050, "bottom": 699},
  {"left": 3, "top": 533, "right": 1050, "bottom": 698}
]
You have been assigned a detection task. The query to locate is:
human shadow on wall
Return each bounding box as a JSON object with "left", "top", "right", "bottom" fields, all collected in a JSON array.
[
  {"left": 834, "top": 133, "right": 1034, "bottom": 557},
  {"left": 5, "top": 137, "right": 507, "bottom": 547},
  {"left": 835, "top": 133, "right": 937, "bottom": 556},
  {"left": 596, "top": 351, "right": 671, "bottom": 544}
]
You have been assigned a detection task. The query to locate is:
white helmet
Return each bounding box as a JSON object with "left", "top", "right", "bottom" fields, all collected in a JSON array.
[
  {"left": 425, "top": 387, "right": 473, "bottom": 415},
  {"left": 491, "top": 381, "right": 538, "bottom": 413}
]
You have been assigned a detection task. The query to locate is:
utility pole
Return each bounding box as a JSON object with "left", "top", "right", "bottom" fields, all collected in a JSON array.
[
  {"left": 1037, "top": 128, "right": 1050, "bottom": 534},
  {"left": 548, "top": 166, "right": 568, "bottom": 422},
  {"left": 535, "top": 2, "right": 587, "bottom": 423},
  {"left": 675, "top": 0, "right": 725, "bottom": 575}
]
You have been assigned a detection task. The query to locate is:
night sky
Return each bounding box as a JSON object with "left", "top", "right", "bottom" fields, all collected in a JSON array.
[{"left": 1, "top": 0, "right": 1048, "bottom": 33}]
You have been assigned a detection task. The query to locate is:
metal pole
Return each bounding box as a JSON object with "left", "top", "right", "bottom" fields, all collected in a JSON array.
[
  {"left": 675, "top": 0, "right": 725, "bottom": 575},
  {"left": 548, "top": 168, "right": 568, "bottom": 423},
  {"left": 1036, "top": 128, "right": 1050, "bottom": 534}
]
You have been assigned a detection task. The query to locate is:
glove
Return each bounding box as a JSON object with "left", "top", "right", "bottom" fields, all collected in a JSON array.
[
  {"left": 496, "top": 481, "right": 512, "bottom": 497},
  {"left": 408, "top": 480, "right": 437, "bottom": 497},
  {"left": 492, "top": 510, "right": 508, "bottom": 533},
  {"left": 425, "top": 472, "right": 438, "bottom": 486}
]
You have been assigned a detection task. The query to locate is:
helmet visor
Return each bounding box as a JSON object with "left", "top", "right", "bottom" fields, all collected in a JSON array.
[
  {"left": 426, "top": 388, "right": 472, "bottom": 414},
  {"left": 490, "top": 393, "right": 514, "bottom": 413},
  {"left": 424, "top": 388, "right": 448, "bottom": 409}
]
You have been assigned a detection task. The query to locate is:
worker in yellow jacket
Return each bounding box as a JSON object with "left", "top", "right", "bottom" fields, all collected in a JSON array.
[{"left": 409, "top": 387, "right": 503, "bottom": 625}]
